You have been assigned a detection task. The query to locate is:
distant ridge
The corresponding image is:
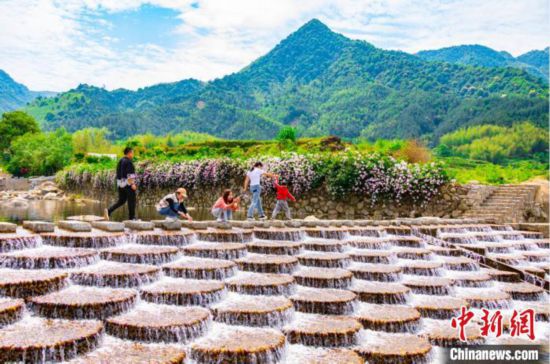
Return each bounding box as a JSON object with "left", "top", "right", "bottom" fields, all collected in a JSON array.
[{"left": 2, "top": 18, "right": 546, "bottom": 142}]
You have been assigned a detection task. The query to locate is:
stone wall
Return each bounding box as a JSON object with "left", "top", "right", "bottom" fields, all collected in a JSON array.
[{"left": 77, "top": 183, "right": 470, "bottom": 220}]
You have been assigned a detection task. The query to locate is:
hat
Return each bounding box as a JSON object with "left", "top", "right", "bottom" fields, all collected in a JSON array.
[{"left": 176, "top": 188, "right": 188, "bottom": 198}]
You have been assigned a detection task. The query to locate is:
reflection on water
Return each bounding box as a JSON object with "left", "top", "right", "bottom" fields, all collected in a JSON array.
[{"left": 0, "top": 199, "right": 246, "bottom": 223}]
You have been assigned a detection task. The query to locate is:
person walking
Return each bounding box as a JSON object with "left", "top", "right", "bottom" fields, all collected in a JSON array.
[
  {"left": 243, "top": 162, "right": 277, "bottom": 220},
  {"left": 212, "top": 189, "right": 240, "bottom": 222},
  {"left": 271, "top": 178, "right": 296, "bottom": 220},
  {"left": 104, "top": 147, "right": 137, "bottom": 220},
  {"left": 156, "top": 188, "right": 193, "bottom": 221}
]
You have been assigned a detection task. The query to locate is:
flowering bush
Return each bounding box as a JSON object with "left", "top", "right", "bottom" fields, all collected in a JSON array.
[{"left": 57, "top": 152, "right": 450, "bottom": 204}]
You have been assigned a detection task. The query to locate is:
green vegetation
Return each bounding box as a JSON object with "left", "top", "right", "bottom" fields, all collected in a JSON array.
[
  {"left": 7, "top": 129, "right": 73, "bottom": 176},
  {"left": 436, "top": 122, "right": 548, "bottom": 163},
  {"left": 0, "top": 111, "right": 40, "bottom": 151},
  {"left": 22, "top": 20, "right": 548, "bottom": 143}
]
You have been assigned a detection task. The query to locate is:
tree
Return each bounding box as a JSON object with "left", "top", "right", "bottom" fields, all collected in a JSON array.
[
  {"left": 72, "top": 127, "right": 112, "bottom": 154},
  {"left": 0, "top": 111, "right": 40, "bottom": 151},
  {"left": 7, "top": 129, "right": 73, "bottom": 176},
  {"left": 277, "top": 126, "right": 297, "bottom": 142}
]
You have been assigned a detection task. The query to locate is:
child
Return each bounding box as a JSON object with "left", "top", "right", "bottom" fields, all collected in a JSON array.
[
  {"left": 212, "top": 190, "right": 240, "bottom": 222},
  {"left": 272, "top": 178, "right": 296, "bottom": 220}
]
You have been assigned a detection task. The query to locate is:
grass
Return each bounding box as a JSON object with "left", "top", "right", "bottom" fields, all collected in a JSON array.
[{"left": 442, "top": 157, "right": 549, "bottom": 184}]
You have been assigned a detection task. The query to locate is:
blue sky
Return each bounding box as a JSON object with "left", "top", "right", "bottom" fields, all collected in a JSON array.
[{"left": 0, "top": 0, "right": 548, "bottom": 91}]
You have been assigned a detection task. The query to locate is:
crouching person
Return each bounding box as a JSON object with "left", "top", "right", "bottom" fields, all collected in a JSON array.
[
  {"left": 156, "top": 188, "right": 193, "bottom": 221},
  {"left": 212, "top": 189, "right": 240, "bottom": 222}
]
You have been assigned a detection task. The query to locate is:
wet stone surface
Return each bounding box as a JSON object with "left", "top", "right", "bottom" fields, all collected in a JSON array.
[{"left": 0, "top": 219, "right": 548, "bottom": 362}]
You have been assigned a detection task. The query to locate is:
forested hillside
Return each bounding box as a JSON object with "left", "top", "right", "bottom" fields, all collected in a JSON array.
[
  {"left": 22, "top": 19, "right": 549, "bottom": 143},
  {"left": 417, "top": 45, "right": 549, "bottom": 81},
  {"left": 0, "top": 70, "right": 55, "bottom": 113}
]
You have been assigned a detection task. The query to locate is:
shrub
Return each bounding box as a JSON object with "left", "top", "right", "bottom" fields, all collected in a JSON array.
[
  {"left": 8, "top": 129, "right": 73, "bottom": 176},
  {"left": 0, "top": 111, "right": 40, "bottom": 151},
  {"left": 276, "top": 126, "right": 297, "bottom": 143}
]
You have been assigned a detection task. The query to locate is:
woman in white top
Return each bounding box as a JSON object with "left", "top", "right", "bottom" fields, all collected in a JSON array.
[{"left": 243, "top": 162, "right": 277, "bottom": 220}]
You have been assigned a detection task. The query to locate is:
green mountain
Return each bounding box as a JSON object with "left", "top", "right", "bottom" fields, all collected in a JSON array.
[
  {"left": 24, "top": 19, "right": 548, "bottom": 143},
  {"left": 0, "top": 70, "right": 55, "bottom": 114},
  {"left": 417, "top": 45, "right": 549, "bottom": 81}
]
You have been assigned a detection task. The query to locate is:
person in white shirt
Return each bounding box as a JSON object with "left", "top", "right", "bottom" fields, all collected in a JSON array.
[{"left": 243, "top": 162, "right": 277, "bottom": 220}]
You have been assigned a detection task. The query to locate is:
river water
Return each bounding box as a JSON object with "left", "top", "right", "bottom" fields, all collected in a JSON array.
[{"left": 0, "top": 199, "right": 246, "bottom": 223}]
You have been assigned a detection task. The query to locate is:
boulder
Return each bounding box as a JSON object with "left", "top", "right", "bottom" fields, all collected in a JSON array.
[
  {"left": 304, "top": 215, "right": 319, "bottom": 221},
  {"left": 7, "top": 198, "right": 29, "bottom": 208},
  {"left": 0, "top": 222, "right": 17, "bottom": 233},
  {"left": 91, "top": 221, "right": 125, "bottom": 232},
  {"left": 43, "top": 192, "right": 60, "bottom": 200},
  {"left": 58, "top": 220, "right": 92, "bottom": 232},
  {"left": 23, "top": 220, "right": 55, "bottom": 233},
  {"left": 123, "top": 220, "right": 154, "bottom": 231}
]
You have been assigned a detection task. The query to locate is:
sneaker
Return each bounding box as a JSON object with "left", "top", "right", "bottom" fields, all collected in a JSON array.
[
  {"left": 259, "top": 216, "right": 267, "bottom": 220},
  {"left": 103, "top": 209, "right": 110, "bottom": 221},
  {"left": 216, "top": 218, "right": 224, "bottom": 222},
  {"left": 247, "top": 217, "right": 255, "bottom": 221}
]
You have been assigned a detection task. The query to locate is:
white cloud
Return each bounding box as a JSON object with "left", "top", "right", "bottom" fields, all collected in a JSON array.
[{"left": 0, "top": 0, "right": 547, "bottom": 91}]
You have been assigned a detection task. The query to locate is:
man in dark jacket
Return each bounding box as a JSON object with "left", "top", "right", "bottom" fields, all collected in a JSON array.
[{"left": 104, "top": 147, "right": 137, "bottom": 220}]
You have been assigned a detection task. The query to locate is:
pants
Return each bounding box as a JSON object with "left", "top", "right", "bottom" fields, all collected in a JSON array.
[
  {"left": 272, "top": 200, "right": 292, "bottom": 219},
  {"left": 212, "top": 208, "right": 233, "bottom": 221},
  {"left": 158, "top": 206, "right": 179, "bottom": 218},
  {"left": 247, "top": 185, "right": 264, "bottom": 218},
  {"left": 108, "top": 186, "right": 136, "bottom": 220}
]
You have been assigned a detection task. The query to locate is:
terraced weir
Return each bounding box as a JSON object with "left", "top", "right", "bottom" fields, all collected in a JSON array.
[{"left": 0, "top": 218, "right": 548, "bottom": 363}]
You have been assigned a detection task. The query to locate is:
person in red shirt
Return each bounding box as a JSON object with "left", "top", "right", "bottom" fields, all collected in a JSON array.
[{"left": 271, "top": 178, "right": 296, "bottom": 220}]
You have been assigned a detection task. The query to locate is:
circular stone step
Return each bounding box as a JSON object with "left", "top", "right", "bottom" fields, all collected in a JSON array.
[
  {"left": 195, "top": 229, "right": 253, "bottom": 243},
  {"left": 0, "top": 317, "right": 103, "bottom": 363},
  {"left": 400, "top": 261, "right": 443, "bottom": 276},
  {"left": 132, "top": 230, "right": 195, "bottom": 246},
  {"left": 30, "top": 286, "right": 137, "bottom": 320},
  {"left": 348, "top": 250, "right": 395, "bottom": 264},
  {"left": 246, "top": 241, "right": 302, "bottom": 255},
  {"left": 426, "top": 246, "right": 461, "bottom": 256},
  {"left": 304, "top": 227, "right": 348, "bottom": 240},
  {"left": 499, "top": 282, "right": 545, "bottom": 301},
  {"left": 225, "top": 272, "right": 295, "bottom": 295},
  {"left": 350, "top": 281, "right": 410, "bottom": 304},
  {"left": 395, "top": 247, "right": 432, "bottom": 260},
  {"left": 41, "top": 231, "right": 126, "bottom": 248},
  {"left": 0, "top": 233, "right": 41, "bottom": 253},
  {"left": 413, "top": 296, "right": 470, "bottom": 319},
  {"left": 293, "top": 267, "right": 353, "bottom": 289},
  {"left": 182, "top": 242, "right": 247, "bottom": 260},
  {"left": 522, "top": 251, "right": 550, "bottom": 262},
  {"left": 283, "top": 314, "right": 361, "bottom": 347},
  {"left": 190, "top": 325, "right": 286, "bottom": 364},
  {"left": 440, "top": 256, "right": 479, "bottom": 271},
  {"left": 484, "top": 269, "right": 521, "bottom": 282},
  {"left": 0, "top": 298, "right": 24, "bottom": 327},
  {"left": 0, "top": 269, "right": 68, "bottom": 299},
  {"left": 0, "top": 247, "right": 98, "bottom": 269},
  {"left": 253, "top": 228, "right": 303, "bottom": 241},
  {"left": 402, "top": 276, "right": 454, "bottom": 295},
  {"left": 106, "top": 304, "right": 211, "bottom": 343},
  {"left": 68, "top": 338, "right": 186, "bottom": 364},
  {"left": 100, "top": 244, "right": 179, "bottom": 265},
  {"left": 354, "top": 332, "right": 432, "bottom": 364},
  {"left": 70, "top": 261, "right": 161, "bottom": 288},
  {"left": 212, "top": 294, "right": 293, "bottom": 327},
  {"left": 163, "top": 257, "right": 236, "bottom": 280},
  {"left": 347, "top": 238, "right": 391, "bottom": 250},
  {"left": 290, "top": 287, "right": 356, "bottom": 315},
  {"left": 302, "top": 240, "right": 347, "bottom": 252},
  {"left": 284, "top": 346, "right": 363, "bottom": 364},
  {"left": 348, "top": 264, "right": 402, "bottom": 282},
  {"left": 354, "top": 303, "right": 421, "bottom": 333},
  {"left": 140, "top": 278, "right": 225, "bottom": 306},
  {"left": 392, "top": 236, "right": 424, "bottom": 247},
  {"left": 450, "top": 272, "right": 492, "bottom": 287},
  {"left": 423, "top": 319, "right": 484, "bottom": 346},
  {"left": 297, "top": 252, "right": 350, "bottom": 268},
  {"left": 235, "top": 254, "right": 298, "bottom": 274},
  {"left": 455, "top": 289, "right": 512, "bottom": 309}
]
